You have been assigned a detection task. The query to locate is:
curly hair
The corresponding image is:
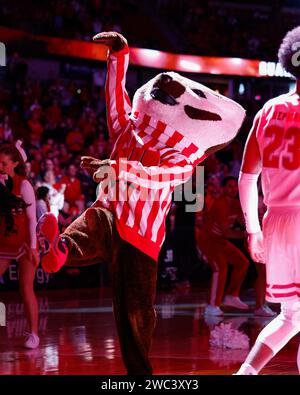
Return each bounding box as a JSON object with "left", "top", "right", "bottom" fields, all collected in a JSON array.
[
  {"left": 0, "top": 182, "right": 29, "bottom": 235},
  {"left": 278, "top": 26, "right": 300, "bottom": 79}
]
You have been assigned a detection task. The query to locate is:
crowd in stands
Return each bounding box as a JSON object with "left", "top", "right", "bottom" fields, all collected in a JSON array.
[
  {"left": 156, "top": 0, "right": 299, "bottom": 59},
  {"left": 0, "top": 61, "right": 112, "bottom": 232},
  {"left": 1, "top": 0, "right": 300, "bottom": 59}
]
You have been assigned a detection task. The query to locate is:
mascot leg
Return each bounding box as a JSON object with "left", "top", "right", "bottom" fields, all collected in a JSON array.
[
  {"left": 111, "top": 237, "right": 157, "bottom": 375},
  {"left": 37, "top": 205, "right": 115, "bottom": 272},
  {"left": 39, "top": 205, "right": 157, "bottom": 373},
  {"left": 63, "top": 206, "right": 115, "bottom": 267}
]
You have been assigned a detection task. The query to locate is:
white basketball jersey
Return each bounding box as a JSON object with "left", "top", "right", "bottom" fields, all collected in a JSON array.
[{"left": 256, "top": 91, "right": 300, "bottom": 207}]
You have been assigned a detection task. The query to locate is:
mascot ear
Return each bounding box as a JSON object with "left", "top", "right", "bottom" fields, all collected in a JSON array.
[{"left": 93, "top": 31, "right": 127, "bottom": 52}]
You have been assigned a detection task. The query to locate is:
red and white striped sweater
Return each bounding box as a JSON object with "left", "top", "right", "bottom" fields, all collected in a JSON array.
[{"left": 96, "top": 46, "right": 237, "bottom": 261}]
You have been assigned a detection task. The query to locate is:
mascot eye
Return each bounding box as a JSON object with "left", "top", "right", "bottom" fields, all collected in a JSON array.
[
  {"left": 150, "top": 88, "right": 178, "bottom": 105},
  {"left": 160, "top": 74, "right": 173, "bottom": 84},
  {"left": 192, "top": 89, "right": 206, "bottom": 99}
]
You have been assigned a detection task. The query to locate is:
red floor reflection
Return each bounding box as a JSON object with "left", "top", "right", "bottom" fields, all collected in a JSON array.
[{"left": 0, "top": 287, "right": 299, "bottom": 375}]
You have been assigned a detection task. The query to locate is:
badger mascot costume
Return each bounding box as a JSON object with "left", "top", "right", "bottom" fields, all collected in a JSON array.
[{"left": 38, "top": 32, "right": 245, "bottom": 374}]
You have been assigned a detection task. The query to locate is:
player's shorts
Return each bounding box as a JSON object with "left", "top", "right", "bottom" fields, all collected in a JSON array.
[{"left": 263, "top": 206, "right": 300, "bottom": 303}]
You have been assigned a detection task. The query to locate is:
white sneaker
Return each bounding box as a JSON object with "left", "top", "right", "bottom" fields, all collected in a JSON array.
[
  {"left": 223, "top": 295, "right": 249, "bottom": 310},
  {"left": 204, "top": 315, "right": 224, "bottom": 327},
  {"left": 234, "top": 363, "right": 258, "bottom": 375},
  {"left": 254, "top": 305, "right": 276, "bottom": 317},
  {"left": 204, "top": 304, "right": 224, "bottom": 316},
  {"left": 24, "top": 332, "right": 40, "bottom": 349}
]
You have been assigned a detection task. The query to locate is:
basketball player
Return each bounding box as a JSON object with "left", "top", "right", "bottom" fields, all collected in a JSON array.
[{"left": 236, "top": 26, "right": 300, "bottom": 374}]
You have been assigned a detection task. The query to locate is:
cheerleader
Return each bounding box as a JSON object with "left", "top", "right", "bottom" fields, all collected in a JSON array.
[{"left": 0, "top": 142, "right": 39, "bottom": 348}]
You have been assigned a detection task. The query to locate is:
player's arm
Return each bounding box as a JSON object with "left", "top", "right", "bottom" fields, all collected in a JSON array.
[
  {"left": 93, "top": 32, "right": 131, "bottom": 143},
  {"left": 239, "top": 112, "right": 262, "bottom": 232},
  {"left": 238, "top": 111, "right": 264, "bottom": 262}
]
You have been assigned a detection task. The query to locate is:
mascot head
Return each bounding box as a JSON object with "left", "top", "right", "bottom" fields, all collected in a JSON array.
[{"left": 132, "top": 72, "right": 245, "bottom": 155}]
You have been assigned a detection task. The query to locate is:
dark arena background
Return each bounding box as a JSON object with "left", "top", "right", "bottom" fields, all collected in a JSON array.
[{"left": 0, "top": 0, "right": 299, "bottom": 386}]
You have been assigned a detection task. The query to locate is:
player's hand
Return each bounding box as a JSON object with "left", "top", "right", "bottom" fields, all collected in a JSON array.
[
  {"left": 248, "top": 231, "right": 265, "bottom": 263},
  {"left": 92, "top": 31, "right": 127, "bottom": 52}
]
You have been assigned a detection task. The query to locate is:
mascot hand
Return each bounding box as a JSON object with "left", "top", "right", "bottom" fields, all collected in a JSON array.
[
  {"left": 92, "top": 159, "right": 114, "bottom": 182},
  {"left": 81, "top": 157, "right": 114, "bottom": 182},
  {"left": 81, "top": 156, "right": 103, "bottom": 173},
  {"left": 92, "top": 31, "right": 127, "bottom": 52}
]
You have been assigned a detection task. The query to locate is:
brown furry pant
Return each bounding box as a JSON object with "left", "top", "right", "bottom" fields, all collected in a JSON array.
[{"left": 62, "top": 203, "right": 157, "bottom": 375}]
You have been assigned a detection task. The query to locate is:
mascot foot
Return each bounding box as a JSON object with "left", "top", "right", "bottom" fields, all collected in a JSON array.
[{"left": 37, "top": 213, "right": 68, "bottom": 273}]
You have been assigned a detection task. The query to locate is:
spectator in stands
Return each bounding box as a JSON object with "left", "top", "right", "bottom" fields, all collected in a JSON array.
[
  {"left": 36, "top": 186, "right": 50, "bottom": 220},
  {"left": 39, "top": 169, "right": 65, "bottom": 219},
  {"left": 59, "top": 164, "right": 85, "bottom": 211},
  {"left": 58, "top": 200, "right": 76, "bottom": 232},
  {"left": 65, "top": 127, "right": 85, "bottom": 153}
]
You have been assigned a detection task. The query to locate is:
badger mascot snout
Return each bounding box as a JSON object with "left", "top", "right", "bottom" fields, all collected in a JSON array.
[
  {"left": 133, "top": 70, "right": 244, "bottom": 156},
  {"left": 39, "top": 31, "right": 245, "bottom": 374}
]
